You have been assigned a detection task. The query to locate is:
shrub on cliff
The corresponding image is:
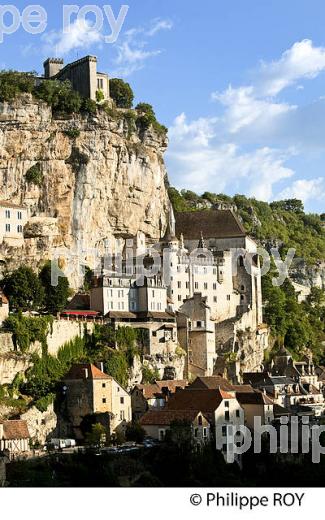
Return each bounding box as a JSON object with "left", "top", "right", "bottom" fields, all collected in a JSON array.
[
  {"left": 0, "top": 70, "right": 35, "bottom": 102},
  {"left": 34, "top": 79, "right": 82, "bottom": 113},
  {"left": 25, "top": 163, "right": 43, "bottom": 186},
  {"left": 109, "top": 78, "right": 134, "bottom": 108},
  {"left": 135, "top": 102, "right": 167, "bottom": 136}
]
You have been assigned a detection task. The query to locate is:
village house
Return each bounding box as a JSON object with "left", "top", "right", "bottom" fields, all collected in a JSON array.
[
  {"left": 0, "top": 201, "right": 28, "bottom": 246},
  {"left": 0, "top": 290, "right": 9, "bottom": 326},
  {"left": 140, "top": 409, "right": 210, "bottom": 447},
  {"left": 131, "top": 379, "right": 188, "bottom": 420},
  {"left": 62, "top": 363, "right": 131, "bottom": 439},
  {"left": 243, "top": 372, "right": 324, "bottom": 416},
  {"left": 0, "top": 420, "right": 30, "bottom": 459}
]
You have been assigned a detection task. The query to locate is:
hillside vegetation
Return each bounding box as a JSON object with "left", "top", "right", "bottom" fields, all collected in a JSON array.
[{"left": 168, "top": 188, "right": 325, "bottom": 265}]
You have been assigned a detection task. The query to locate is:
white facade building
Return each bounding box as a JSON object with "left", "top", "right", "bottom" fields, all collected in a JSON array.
[{"left": 0, "top": 201, "right": 28, "bottom": 246}]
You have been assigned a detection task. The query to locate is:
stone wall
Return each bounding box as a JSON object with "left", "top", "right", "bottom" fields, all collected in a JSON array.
[
  {"left": 46, "top": 319, "right": 94, "bottom": 356},
  {"left": 21, "top": 403, "right": 57, "bottom": 445}
]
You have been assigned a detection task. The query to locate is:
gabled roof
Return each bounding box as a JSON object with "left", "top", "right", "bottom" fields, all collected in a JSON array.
[
  {"left": 175, "top": 209, "right": 246, "bottom": 240},
  {"left": 63, "top": 363, "right": 110, "bottom": 381},
  {"left": 0, "top": 420, "right": 30, "bottom": 439},
  {"left": 189, "top": 376, "right": 254, "bottom": 393},
  {"left": 236, "top": 390, "right": 274, "bottom": 406},
  {"left": 134, "top": 380, "right": 188, "bottom": 399},
  {"left": 166, "top": 388, "right": 236, "bottom": 415},
  {"left": 140, "top": 409, "right": 207, "bottom": 426}
]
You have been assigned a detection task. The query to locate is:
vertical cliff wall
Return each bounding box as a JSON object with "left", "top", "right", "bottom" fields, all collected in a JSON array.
[{"left": 0, "top": 94, "right": 170, "bottom": 285}]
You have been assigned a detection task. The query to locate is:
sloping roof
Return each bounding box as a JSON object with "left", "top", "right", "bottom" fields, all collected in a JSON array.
[
  {"left": 134, "top": 380, "right": 188, "bottom": 399},
  {"left": 236, "top": 390, "right": 274, "bottom": 406},
  {"left": 155, "top": 380, "right": 188, "bottom": 392},
  {"left": 63, "top": 363, "right": 110, "bottom": 380},
  {"left": 67, "top": 293, "right": 90, "bottom": 310},
  {"left": 189, "top": 376, "right": 254, "bottom": 393},
  {"left": 273, "top": 404, "right": 292, "bottom": 416},
  {"left": 140, "top": 409, "right": 203, "bottom": 426},
  {"left": 0, "top": 200, "right": 26, "bottom": 209},
  {"left": 175, "top": 210, "right": 246, "bottom": 240},
  {"left": 166, "top": 388, "right": 235, "bottom": 415},
  {"left": 0, "top": 420, "right": 30, "bottom": 439}
]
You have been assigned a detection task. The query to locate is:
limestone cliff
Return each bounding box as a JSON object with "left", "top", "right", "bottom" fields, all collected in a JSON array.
[{"left": 0, "top": 94, "right": 170, "bottom": 286}]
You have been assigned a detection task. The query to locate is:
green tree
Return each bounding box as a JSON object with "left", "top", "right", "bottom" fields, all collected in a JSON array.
[
  {"left": 125, "top": 422, "right": 146, "bottom": 443},
  {"left": 109, "top": 78, "right": 134, "bottom": 108},
  {"left": 39, "top": 262, "right": 70, "bottom": 313},
  {"left": 0, "top": 70, "right": 35, "bottom": 101},
  {"left": 35, "top": 79, "right": 81, "bottom": 113},
  {"left": 1, "top": 266, "right": 44, "bottom": 310}
]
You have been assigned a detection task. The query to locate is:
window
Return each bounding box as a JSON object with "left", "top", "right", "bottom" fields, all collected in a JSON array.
[
  {"left": 185, "top": 281, "right": 189, "bottom": 289},
  {"left": 198, "top": 415, "right": 202, "bottom": 426},
  {"left": 196, "top": 321, "right": 202, "bottom": 328},
  {"left": 5, "top": 224, "right": 10, "bottom": 232},
  {"left": 194, "top": 428, "right": 198, "bottom": 438},
  {"left": 236, "top": 409, "right": 240, "bottom": 417},
  {"left": 102, "top": 398, "right": 106, "bottom": 404},
  {"left": 213, "top": 283, "right": 217, "bottom": 290},
  {"left": 222, "top": 443, "right": 227, "bottom": 452},
  {"left": 204, "top": 283, "right": 208, "bottom": 290},
  {"left": 120, "top": 410, "right": 125, "bottom": 420},
  {"left": 227, "top": 295, "right": 231, "bottom": 301},
  {"left": 18, "top": 224, "right": 24, "bottom": 232},
  {"left": 102, "top": 383, "right": 106, "bottom": 388},
  {"left": 178, "top": 295, "right": 182, "bottom": 302},
  {"left": 152, "top": 290, "right": 155, "bottom": 297},
  {"left": 222, "top": 425, "right": 227, "bottom": 435},
  {"left": 239, "top": 257, "right": 244, "bottom": 267},
  {"left": 5, "top": 210, "right": 10, "bottom": 218},
  {"left": 195, "top": 282, "right": 198, "bottom": 289},
  {"left": 213, "top": 296, "right": 217, "bottom": 303},
  {"left": 177, "top": 281, "right": 181, "bottom": 288},
  {"left": 241, "top": 285, "right": 245, "bottom": 291},
  {"left": 17, "top": 211, "right": 22, "bottom": 220},
  {"left": 203, "top": 267, "right": 207, "bottom": 274},
  {"left": 225, "top": 411, "right": 230, "bottom": 421},
  {"left": 240, "top": 295, "right": 245, "bottom": 301},
  {"left": 120, "top": 397, "right": 124, "bottom": 404},
  {"left": 97, "top": 78, "right": 104, "bottom": 89},
  {"left": 213, "top": 268, "right": 217, "bottom": 275},
  {"left": 203, "top": 428, "right": 207, "bottom": 438},
  {"left": 224, "top": 400, "right": 229, "bottom": 408}
]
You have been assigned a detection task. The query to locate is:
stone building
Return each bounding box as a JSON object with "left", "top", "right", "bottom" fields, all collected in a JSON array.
[
  {"left": 43, "top": 56, "right": 110, "bottom": 101},
  {"left": 0, "top": 201, "right": 28, "bottom": 247},
  {"left": 140, "top": 409, "right": 210, "bottom": 446},
  {"left": 0, "top": 291, "right": 9, "bottom": 326},
  {"left": 62, "top": 363, "right": 131, "bottom": 439},
  {"left": 0, "top": 420, "right": 30, "bottom": 458},
  {"left": 131, "top": 379, "right": 188, "bottom": 420}
]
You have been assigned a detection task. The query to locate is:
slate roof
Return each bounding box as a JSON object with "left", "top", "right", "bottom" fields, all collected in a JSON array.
[
  {"left": 63, "top": 363, "right": 110, "bottom": 380},
  {"left": 175, "top": 210, "right": 246, "bottom": 240},
  {"left": 236, "top": 390, "right": 274, "bottom": 406},
  {"left": 0, "top": 420, "right": 30, "bottom": 439}
]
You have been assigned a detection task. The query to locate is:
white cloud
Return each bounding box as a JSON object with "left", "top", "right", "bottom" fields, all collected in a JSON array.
[
  {"left": 146, "top": 18, "right": 173, "bottom": 37},
  {"left": 42, "top": 19, "right": 103, "bottom": 56},
  {"left": 257, "top": 39, "right": 325, "bottom": 97},
  {"left": 167, "top": 113, "right": 295, "bottom": 201},
  {"left": 111, "top": 18, "right": 173, "bottom": 77},
  {"left": 277, "top": 177, "right": 325, "bottom": 204}
]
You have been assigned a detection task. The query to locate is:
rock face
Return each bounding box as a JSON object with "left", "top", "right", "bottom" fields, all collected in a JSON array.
[
  {"left": 0, "top": 95, "right": 170, "bottom": 286},
  {"left": 21, "top": 403, "right": 57, "bottom": 444}
]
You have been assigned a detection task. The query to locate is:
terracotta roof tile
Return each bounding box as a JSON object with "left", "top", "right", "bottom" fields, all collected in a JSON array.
[
  {"left": 0, "top": 420, "right": 30, "bottom": 439},
  {"left": 0, "top": 200, "right": 26, "bottom": 209},
  {"left": 63, "top": 363, "right": 110, "bottom": 380},
  {"left": 166, "top": 388, "right": 236, "bottom": 414},
  {"left": 140, "top": 409, "right": 205, "bottom": 426}
]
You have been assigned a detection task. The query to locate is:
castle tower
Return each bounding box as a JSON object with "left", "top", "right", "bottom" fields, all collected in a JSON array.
[{"left": 43, "top": 58, "right": 64, "bottom": 78}]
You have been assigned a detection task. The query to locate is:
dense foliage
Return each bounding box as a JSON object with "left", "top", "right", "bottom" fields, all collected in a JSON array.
[
  {"left": 3, "top": 313, "right": 53, "bottom": 353},
  {"left": 135, "top": 102, "right": 168, "bottom": 136},
  {"left": 0, "top": 264, "right": 70, "bottom": 313},
  {"left": 109, "top": 78, "right": 134, "bottom": 108},
  {"left": 168, "top": 188, "right": 325, "bottom": 265}
]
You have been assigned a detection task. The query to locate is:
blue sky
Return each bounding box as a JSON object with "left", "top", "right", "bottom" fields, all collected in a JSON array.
[{"left": 1, "top": 0, "right": 325, "bottom": 213}]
